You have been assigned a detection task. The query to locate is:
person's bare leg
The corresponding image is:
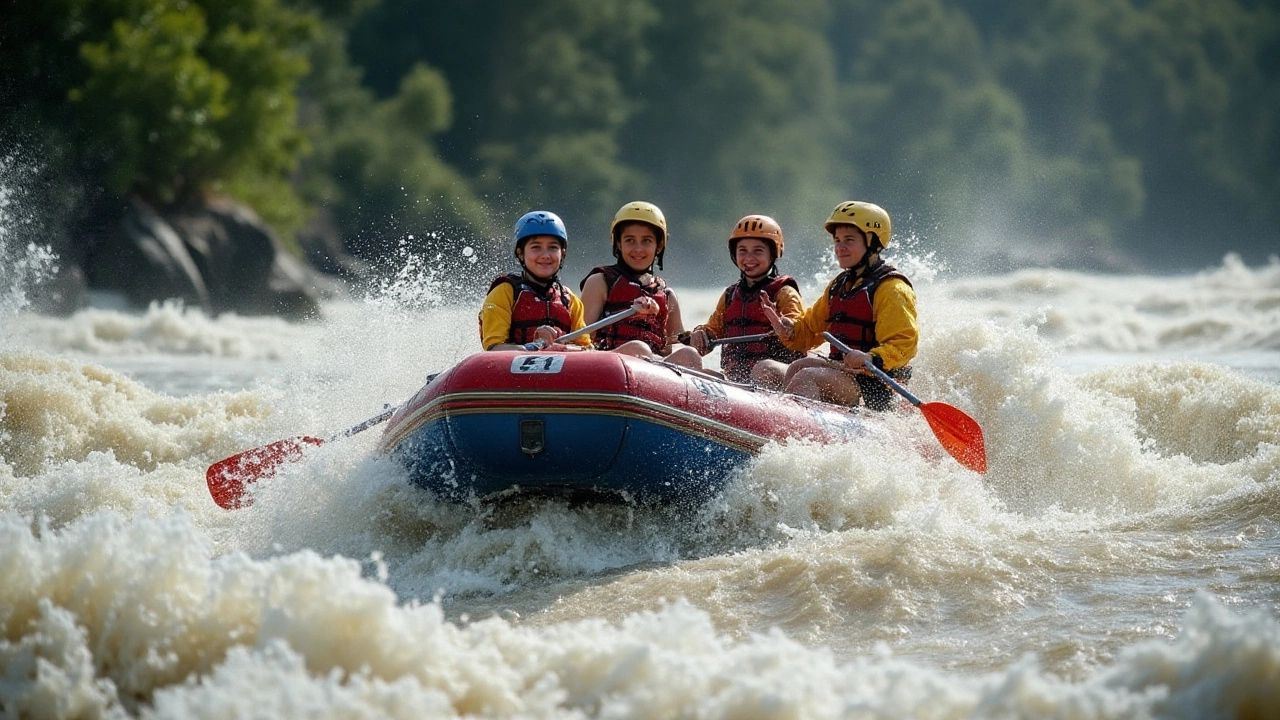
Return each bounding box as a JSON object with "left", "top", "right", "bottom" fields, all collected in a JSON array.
[
  {"left": 813, "top": 369, "right": 863, "bottom": 406},
  {"left": 786, "top": 366, "right": 863, "bottom": 405},
  {"left": 750, "top": 359, "right": 788, "bottom": 389},
  {"left": 612, "top": 340, "right": 657, "bottom": 359},
  {"left": 665, "top": 344, "right": 703, "bottom": 370},
  {"left": 783, "top": 356, "right": 828, "bottom": 383},
  {"left": 784, "top": 366, "right": 824, "bottom": 399}
]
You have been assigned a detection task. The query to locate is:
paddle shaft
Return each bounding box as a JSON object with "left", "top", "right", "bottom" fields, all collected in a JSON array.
[
  {"left": 523, "top": 306, "right": 640, "bottom": 350},
  {"left": 336, "top": 407, "right": 397, "bottom": 439},
  {"left": 822, "top": 333, "right": 921, "bottom": 405},
  {"left": 675, "top": 331, "right": 773, "bottom": 347},
  {"left": 339, "top": 307, "right": 635, "bottom": 437},
  {"left": 712, "top": 332, "right": 772, "bottom": 347},
  {"left": 206, "top": 406, "right": 398, "bottom": 509}
]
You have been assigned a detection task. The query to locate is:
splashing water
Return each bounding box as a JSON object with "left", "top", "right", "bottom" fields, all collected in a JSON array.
[
  {"left": 0, "top": 154, "right": 59, "bottom": 331},
  {"left": 2, "top": 221, "right": 1279, "bottom": 717}
]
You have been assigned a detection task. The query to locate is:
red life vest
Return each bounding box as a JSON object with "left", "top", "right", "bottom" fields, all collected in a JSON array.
[
  {"left": 484, "top": 273, "right": 574, "bottom": 346},
  {"left": 719, "top": 275, "right": 805, "bottom": 382},
  {"left": 825, "top": 262, "right": 912, "bottom": 377},
  {"left": 580, "top": 264, "right": 669, "bottom": 352}
]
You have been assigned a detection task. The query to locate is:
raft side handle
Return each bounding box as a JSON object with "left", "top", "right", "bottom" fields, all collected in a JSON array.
[{"left": 519, "top": 419, "right": 546, "bottom": 457}]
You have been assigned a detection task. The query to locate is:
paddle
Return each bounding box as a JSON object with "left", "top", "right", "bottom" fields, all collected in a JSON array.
[
  {"left": 822, "top": 332, "right": 987, "bottom": 473},
  {"left": 207, "top": 306, "right": 643, "bottom": 509},
  {"left": 206, "top": 407, "right": 397, "bottom": 509},
  {"left": 675, "top": 331, "right": 773, "bottom": 347},
  {"left": 523, "top": 306, "right": 639, "bottom": 350}
]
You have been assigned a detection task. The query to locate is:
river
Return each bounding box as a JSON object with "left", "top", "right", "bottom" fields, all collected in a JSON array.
[{"left": 2, "top": 241, "right": 1279, "bottom": 718}]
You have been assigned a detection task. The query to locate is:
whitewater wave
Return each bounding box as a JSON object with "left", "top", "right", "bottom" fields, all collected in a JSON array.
[{"left": 2, "top": 510, "right": 1277, "bottom": 719}]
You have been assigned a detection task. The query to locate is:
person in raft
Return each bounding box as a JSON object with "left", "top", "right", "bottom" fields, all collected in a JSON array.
[
  {"left": 479, "top": 210, "right": 594, "bottom": 352},
  {"left": 760, "top": 201, "right": 917, "bottom": 410},
  {"left": 686, "top": 214, "right": 805, "bottom": 388},
  {"left": 579, "top": 201, "right": 702, "bottom": 368}
]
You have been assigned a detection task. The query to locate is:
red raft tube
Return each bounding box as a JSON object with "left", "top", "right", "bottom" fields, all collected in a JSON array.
[{"left": 377, "top": 351, "right": 886, "bottom": 505}]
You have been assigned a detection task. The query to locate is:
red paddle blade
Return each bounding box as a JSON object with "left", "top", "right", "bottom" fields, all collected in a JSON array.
[
  {"left": 205, "top": 436, "right": 325, "bottom": 509},
  {"left": 919, "top": 402, "right": 987, "bottom": 474}
]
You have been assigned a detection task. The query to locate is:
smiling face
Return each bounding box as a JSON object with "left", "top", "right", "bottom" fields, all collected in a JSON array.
[
  {"left": 830, "top": 225, "right": 868, "bottom": 269},
  {"left": 516, "top": 235, "right": 566, "bottom": 281},
  {"left": 733, "top": 238, "right": 773, "bottom": 281},
  {"left": 615, "top": 221, "right": 661, "bottom": 273}
]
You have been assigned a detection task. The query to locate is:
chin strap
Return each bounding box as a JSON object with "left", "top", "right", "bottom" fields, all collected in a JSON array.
[
  {"left": 519, "top": 268, "right": 564, "bottom": 298},
  {"left": 838, "top": 253, "right": 880, "bottom": 294},
  {"left": 613, "top": 262, "right": 654, "bottom": 284}
]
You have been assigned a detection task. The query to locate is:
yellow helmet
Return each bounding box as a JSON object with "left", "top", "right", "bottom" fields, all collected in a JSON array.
[
  {"left": 729, "top": 215, "right": 785, "bottom": 259},
  {"left": 611, "top": 201, "right": 667, "bottom": 245},
  {"left": 611, "top": 201, "right": 668, "bottom": 270},
  {"left": 824, "top": 201, "right": 892, "bottom": 249}
]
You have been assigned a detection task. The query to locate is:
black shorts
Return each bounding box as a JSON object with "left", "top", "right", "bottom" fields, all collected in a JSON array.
[{"left": 855, "top": 366, "right": 912, "bottom": 411}]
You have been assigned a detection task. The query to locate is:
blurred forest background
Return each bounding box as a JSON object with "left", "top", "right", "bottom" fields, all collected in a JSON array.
[{"left": 3, "top": 0, "right": 1278, "bottom": 292}]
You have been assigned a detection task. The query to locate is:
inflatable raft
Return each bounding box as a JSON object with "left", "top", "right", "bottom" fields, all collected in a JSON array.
[{"left": 377, "top": 351, "right": 884, "bottom": 504}]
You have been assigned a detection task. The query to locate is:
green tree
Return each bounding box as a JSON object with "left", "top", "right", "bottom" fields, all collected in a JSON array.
[
  {"left": 839, "top": 0, "right": 1144, "bottom": 263},
  {"left": 842, "top": 0, "right": 1021, "bottom": 251},
  {"left": 348, "top": 0, "right": 660, "bottom": 262},
  {"left": 2, "top": 0, "right": 318, "bottom": 237},
  {"left": 1098, "top": 0, "right": 1279, "bottom": 259},
  {"left": 295, "top": 24, "right": 490, "bottom": 267},
  {"left": 982, "top": 0, "right": 1279, "bottom": 265},
  {"left": 631, "top": 0, "right": 845, "bottom": 258},
  {"left": 473, "top": 0, "right": 658, "bottom": 231}
]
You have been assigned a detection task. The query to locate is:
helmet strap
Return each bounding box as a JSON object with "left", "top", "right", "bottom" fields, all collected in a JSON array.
[
  {"left": 520, "top": 266, "right": 560, "bottom": 292},
  {"left": 614, "top": 261, "right": 659, "bottom": 286},
  {"left": 847, "top": 252, "right": 882, "bottom": 286},
  {"left": 737, "top": 262, "right": 778, "bottom": 287},
  {"left": 517, "top": 238, "right": 567, "bottom": 268},
  {"left": 738, "top": 271, "right": 773, "bottom": 294},
  {"left": 517, "top": 242, "right": 565, "bottom": 290},
  {"left": 612, "top": 253, "right": 659, "bottom": 275}
]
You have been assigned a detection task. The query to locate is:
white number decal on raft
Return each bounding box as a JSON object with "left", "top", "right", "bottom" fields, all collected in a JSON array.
[
  {"left": 511, "top": 355, "right": 566, "bottom": 374},
  {"left": 691, "top": 377, "right": 728, "bottom": 400}
]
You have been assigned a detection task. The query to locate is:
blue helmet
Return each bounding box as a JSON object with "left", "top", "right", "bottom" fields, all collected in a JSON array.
[{"left": 513, "top": 211, "right": 568, "bottom": 250}]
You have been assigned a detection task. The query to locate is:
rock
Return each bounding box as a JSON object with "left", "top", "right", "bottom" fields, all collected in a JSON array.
[
  {"left": 82, "top": 196, "right": 212, "bottom": 312},
  {"left": 296, "top": 206, "right": 373, "bottom": 284},
  {"left": 168, "top": 196, "right": 329, "bottom": 319},
  {"left": 75, "top": 194, "right": 346, "bottom": 319}
]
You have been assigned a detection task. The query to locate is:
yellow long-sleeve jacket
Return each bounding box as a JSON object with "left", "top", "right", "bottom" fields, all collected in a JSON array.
[
  {"left": 478, "top": 282, "right": 593, "bottom": 350},
  {"left": 780, "top": 275, "right": 918, "bottom": 371}
]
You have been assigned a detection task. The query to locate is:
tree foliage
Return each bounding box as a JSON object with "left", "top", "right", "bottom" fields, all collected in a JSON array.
[
  {"left": 4, "top": 0, "right": 1277, "bottom": 277},
  {"left": 2, "top": 0, "right": 317, "bottom": 243},
  {"left": 292, "top": 23, "right": 489, "bottom": 265},
  {"left": 468, "top": 0, "right": 658, "bottom": 233},
  {"left": 631, "top": 0, "right": 844, "bottom": 246},
  {"left": 10, "top": 0, "right": 313, "bottom": 202}
]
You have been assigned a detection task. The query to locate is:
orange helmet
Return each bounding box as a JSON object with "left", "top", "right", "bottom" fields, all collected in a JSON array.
[{"left": 728, "top": 214, "right": 785, "bottom": 259}]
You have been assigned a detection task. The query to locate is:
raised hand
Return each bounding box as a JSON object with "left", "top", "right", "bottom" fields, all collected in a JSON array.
[{"left": 759, "top": 294, "right": 793, "bottom": 340}]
